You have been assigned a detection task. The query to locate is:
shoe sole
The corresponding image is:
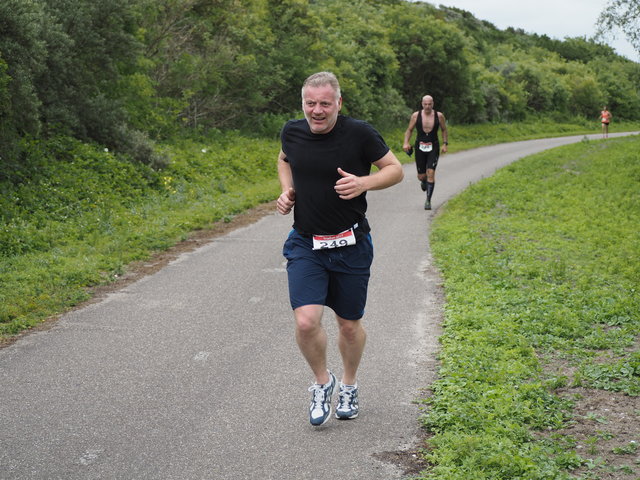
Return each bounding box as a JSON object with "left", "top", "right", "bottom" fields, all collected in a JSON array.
[
  {"left": 335, "top": 411, "right": 358, "bottom": 420},
  {"left": 311, "top": 407, "right": 332, "bottom": 426}
]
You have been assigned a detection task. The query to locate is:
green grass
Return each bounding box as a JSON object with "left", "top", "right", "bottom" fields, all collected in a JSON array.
[{"left": 422, "top": 135, "right": 640, "bottom": 478}]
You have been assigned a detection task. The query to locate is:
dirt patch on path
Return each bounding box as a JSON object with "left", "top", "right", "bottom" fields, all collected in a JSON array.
[{"left": 553, "top": 387, "right": 640, "bottom": 479}]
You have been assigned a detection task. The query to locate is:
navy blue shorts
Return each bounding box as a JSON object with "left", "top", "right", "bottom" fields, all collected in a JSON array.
[{"left": 282, "top": 229, "right": 374, "bottom": 320}]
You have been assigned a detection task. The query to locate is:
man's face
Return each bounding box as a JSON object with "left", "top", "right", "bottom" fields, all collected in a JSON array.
[
  {"left": 421, "top": 97, "right": 434, "bottom": 113},
  {"left": 302, "top": 84, "right": 342, "bottom": 134}
]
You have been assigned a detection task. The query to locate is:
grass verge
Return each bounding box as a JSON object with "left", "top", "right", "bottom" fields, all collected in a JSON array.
[{"left": 422, "top": 135, "right": 639, "bottom": 479}]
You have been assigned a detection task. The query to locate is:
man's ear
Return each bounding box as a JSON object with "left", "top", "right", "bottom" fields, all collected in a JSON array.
[{"left": 338, "top": 96, "right": 343, "bottom": 111}]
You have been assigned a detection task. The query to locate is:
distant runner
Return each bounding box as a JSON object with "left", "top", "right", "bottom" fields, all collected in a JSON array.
[
  {"left": 403, "top": 95, "right": 448, "bottom": 210},
  {"left": 600, "top": 106, "right": 612, "bottom": 139}
]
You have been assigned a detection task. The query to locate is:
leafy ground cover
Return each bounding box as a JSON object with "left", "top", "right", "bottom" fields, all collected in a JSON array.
[{"left": 423, "top": 135, "right": 639, "bottom": 479}]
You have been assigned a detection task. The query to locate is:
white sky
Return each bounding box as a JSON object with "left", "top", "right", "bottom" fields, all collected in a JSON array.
[{"left": 436, "top": 0, "right": 639, "bottom": 62}]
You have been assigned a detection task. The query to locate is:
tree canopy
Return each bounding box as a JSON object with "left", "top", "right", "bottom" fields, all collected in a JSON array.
[
  {"left": 1, "top": 0, "right": 638, "bottom": 168},
  {"left": 598, "top": 0, "right": 640, "bottom": 53}
]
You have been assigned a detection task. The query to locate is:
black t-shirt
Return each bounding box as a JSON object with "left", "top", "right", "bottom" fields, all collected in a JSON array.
[{"left": 281, "top": 115, "right": 390, "bottom": 235}]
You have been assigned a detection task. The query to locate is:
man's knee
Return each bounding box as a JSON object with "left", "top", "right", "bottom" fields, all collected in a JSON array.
[
  {"left": 337, "top": 317, "right": 364, "bottom": 342},
  {"left": 295, "top": 305, "right": 323, "bottom": 334}
]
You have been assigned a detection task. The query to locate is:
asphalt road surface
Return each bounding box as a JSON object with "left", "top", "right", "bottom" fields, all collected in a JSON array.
[{"left": 1, "top": 132, "right": 636, "bottom": 480}]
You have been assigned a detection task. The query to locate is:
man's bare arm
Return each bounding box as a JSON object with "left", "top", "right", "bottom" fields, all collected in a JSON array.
[{"left": 334, "top": 151, "right": 404, "bottom": 200}]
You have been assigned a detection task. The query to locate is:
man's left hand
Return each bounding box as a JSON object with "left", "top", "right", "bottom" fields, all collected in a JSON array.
[{"left": 335, "top": 167, "right": 366, "bottom": 200}]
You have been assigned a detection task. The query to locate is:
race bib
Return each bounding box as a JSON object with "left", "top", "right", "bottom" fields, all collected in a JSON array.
[
  {"left": 312, "top": 228, "right": 356, "bottom": 250},
  {"left": 419, "top": 142, "right": 433, "bottom": 152}
]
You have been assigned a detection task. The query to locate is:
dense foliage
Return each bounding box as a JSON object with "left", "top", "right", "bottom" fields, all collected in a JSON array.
[{"left": 1, "top": 0, "right": 639, "bottom": 168}]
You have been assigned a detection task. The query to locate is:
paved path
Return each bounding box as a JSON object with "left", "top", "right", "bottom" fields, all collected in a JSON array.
[{"left": 1, "top": 133, "right": 636, "bottom": 479}]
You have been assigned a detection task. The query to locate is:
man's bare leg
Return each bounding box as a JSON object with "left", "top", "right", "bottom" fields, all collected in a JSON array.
[
  {"left": 294, "top": 304, "right": 330, "bottom": 384},
  {"left": 336, "top": 315, "right": 366, "bottom": 385}
]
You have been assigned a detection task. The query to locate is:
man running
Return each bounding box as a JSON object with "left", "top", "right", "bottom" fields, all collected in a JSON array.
[
  {"left": 403, "top": 95, "right": 448, "bottom": 210},
  {"left": 276, "top": 71, "right": 403, "bottom": 426}
]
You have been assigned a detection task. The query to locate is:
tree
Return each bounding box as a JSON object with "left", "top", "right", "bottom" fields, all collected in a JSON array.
[
  {"left": 0, "top": 0, "right": 47, "bottom": 138},
  {"left": 137, "top": 0, "right": 283, "bottom": 130},
  {"left": 308, "top": 0, "right": 405, "bottom": 128},
  {"left": 257, "top": 0, "right": 321, "bottom": 117},
  {"left": 597, "top": 0, "right": 640, "bottom": 53},
  {"left": 386, "top": 2, "right": 477, "bottom": 123},
  {"left": 36, "top": 0, "right": 142, "bottom": 140},
  {"left": 589, "top": 56, "right": 640, "bottom": 118},
  {"left": 0, "top": 0, "right": 49, "bottom": 177}
]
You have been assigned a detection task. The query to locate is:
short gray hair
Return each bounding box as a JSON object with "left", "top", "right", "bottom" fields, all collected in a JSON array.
[{"left": 301, "top": 71, "right": 341, "bottom": 100}]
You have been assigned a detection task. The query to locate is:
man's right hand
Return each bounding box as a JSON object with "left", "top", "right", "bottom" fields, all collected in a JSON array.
[{"left": 276, "top": 187, "right": 296, "bottom": 215}]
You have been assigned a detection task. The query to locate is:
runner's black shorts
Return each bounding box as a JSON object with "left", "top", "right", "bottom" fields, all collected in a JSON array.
[
  {"left": 282, "top": 229, "right": 373, "bottom": 320},
  {"left": 415, "top": 147, "right": 440, "bottom": 174}
]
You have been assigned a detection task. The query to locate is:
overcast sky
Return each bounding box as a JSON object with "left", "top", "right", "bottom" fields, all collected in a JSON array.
[{"left": 436, "top": 0, "right": 639, "bottom": 62}]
